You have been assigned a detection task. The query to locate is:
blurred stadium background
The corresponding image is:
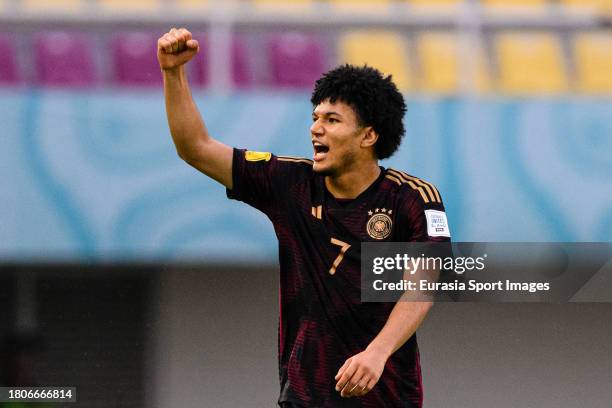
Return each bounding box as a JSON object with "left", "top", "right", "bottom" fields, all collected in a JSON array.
[{"left": 1, "top": 1, "right": 611, "bottom": 407}]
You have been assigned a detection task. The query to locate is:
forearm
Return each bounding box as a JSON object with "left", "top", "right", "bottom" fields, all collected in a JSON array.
[
  {"left": 366, "top": 300, "right": 433, "bottom": 359},
  {"left": 158, "top": 28, "right": 233, "bottom": 187},
  {"left": 162, "top": 66, "right": 210, "bottom": 161}
]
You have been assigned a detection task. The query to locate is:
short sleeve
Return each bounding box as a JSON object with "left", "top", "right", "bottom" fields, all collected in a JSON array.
[
  {"left": 226, "top": 148, "right": 311, "bottom": 215},
  {"left": 395, "top": 183, "right": 455, "bottom": 293},
  {"left": 397, "top": 191, "right": 452, "bottom": 243}
]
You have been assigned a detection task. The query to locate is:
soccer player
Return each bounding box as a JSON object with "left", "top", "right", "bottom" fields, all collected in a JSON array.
[{"left": 158, "top": 28, "right": 451, "bottom": 408}]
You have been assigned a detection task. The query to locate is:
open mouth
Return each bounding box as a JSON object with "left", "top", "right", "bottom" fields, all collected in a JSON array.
[{"left": 313, "top": 142, "right": 329, "bottom": 161}]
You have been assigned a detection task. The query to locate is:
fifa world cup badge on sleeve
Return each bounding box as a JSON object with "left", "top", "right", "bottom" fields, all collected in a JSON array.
[
  {"left": 245, "top": 151, "right": 272, "bottom": 162},
  {"left": 425, "top": 209, "right": 451, "bottom": 237}
]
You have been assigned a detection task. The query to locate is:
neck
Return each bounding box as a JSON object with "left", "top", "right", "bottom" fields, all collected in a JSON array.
[{"left": 325, "top": 161, "right": 381, "bottom": 199}]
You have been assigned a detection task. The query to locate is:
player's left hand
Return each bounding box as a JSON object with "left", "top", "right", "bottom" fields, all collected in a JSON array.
[{"left": 334, "top": 348, "right": 387, "bottom": 398}]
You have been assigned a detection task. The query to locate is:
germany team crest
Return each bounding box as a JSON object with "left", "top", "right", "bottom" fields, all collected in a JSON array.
[{"left": 366, "top": 208, "right": 393, "bottom": 240}]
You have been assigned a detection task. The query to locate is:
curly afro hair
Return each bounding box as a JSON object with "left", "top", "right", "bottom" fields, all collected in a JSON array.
[{"left": 310, "top": 64, "right": 407, "bottom": 160}]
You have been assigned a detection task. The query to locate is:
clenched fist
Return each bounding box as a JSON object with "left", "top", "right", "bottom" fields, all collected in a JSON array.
[{"left": 157, "top": 27, "right": 199, "bottom": 71}]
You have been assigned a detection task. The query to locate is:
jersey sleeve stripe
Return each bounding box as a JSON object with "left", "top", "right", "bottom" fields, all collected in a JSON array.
[
  {"left": 397, "top": 169, "right": 442, "bottom": 203},
  {"left": 277, "top": 156, "right": 314, "bottom": 165},
  {"left": 387, "top": 169, "right": 433, "bottom": 203},
  {"left": 407, "top": 180, "right": 430, "bottom": 203},
  {"left": 388, "top": 169, "right": 438, "bottom": 203},
  {"left": 384, "top": 174, "right": 402, "bottom": 186}
]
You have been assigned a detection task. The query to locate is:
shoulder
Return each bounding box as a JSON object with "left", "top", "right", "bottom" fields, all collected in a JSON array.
[
  {"left": 385, "top": 168, "right": 451, "bottom": 240},
  {"left": 229, "top": 149, "right": 314, "bottom": 209},
  {"left": 274, "top": 154, "right": 314, "bottom": 169},
  {"left": 237, "top": 149, "right": 314, "bottom": 185},
  {"left": 273, "top": 154, "right": 314, "bottom": 182},
  {"left": 236, "top": 149, "right": 313, "bottom": 177},
  {"left": 383, "top": 168, "right": 443, "bottom": 207}
]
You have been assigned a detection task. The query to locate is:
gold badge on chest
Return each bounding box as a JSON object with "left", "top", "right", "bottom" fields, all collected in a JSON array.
[{"left": 366, "top": 208, "right": 393, "bottom": 240}]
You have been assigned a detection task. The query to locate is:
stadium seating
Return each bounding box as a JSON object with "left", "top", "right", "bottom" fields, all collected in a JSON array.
[
  {"left": 175, "top": 0, "right": 209, "bottom": 10},
  {"left": 21, "top": 0, "right": 83, "bottom": 13},
  {"left": 560, "top": 0, "right": 612, "bottom": 14},
  {"left": 98, "top": 0, "right": 160, "bottom": 12},
  {"left": 0, "top": 34, "right": 19, "bottom": 84},
  {"left": 190, "top": 35, "right": 252, "bottom": 88},
  {"left": 34, "top": 31, "right": 96, "bottom": 87},
  {"left": 267, "top": 32, "right": 326, "bottom": 88},
  {"left": 573, "top": 31, "right": 612, "bottom": 94},
  {"left": 330, "top": 0, "right": 391, "bottom": 4},
  {"left": 110, "top": 32, "right": 162, "bottom": 86},
  {"left": 4, "top": 4, "right": 612, "bottom": 96},
  {"left": 405, "top": 0, "right": 460, "bottom": 7},
  {"left": 495, "top": 31, "right": 567, "bottom": 94},
  {"left": 338, "top": 30, "right": 411, "bottom": 91},
  {"left": 330, "top": 0, "right": 391, "bottom": 12},
  {"left": 253, "top": 0, "right": 313, "bottom": 9},
  {"left": 417, "top": 32, "right": 489, "bottom": 93},
  {"left": 481, "top": 0, "right": 547, "bottom": 7}
]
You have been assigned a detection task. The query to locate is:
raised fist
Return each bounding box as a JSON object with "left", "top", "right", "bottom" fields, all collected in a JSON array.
[{"left": 157, "top": 27, "right": 199, "bottom": 71}]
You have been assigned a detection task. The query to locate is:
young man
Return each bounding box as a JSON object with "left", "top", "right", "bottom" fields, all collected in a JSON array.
[{"left": 158, "top": 28, "right": 451, "bottom": 408}]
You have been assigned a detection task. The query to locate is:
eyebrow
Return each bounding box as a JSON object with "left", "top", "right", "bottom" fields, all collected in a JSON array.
[{"left": 312, "top": 111, "right": 342, "bottom": 118}]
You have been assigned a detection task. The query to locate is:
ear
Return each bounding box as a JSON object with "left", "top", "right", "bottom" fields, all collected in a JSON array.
[{"left": 360, "top": 127, "right": 379, "bottom": 149}]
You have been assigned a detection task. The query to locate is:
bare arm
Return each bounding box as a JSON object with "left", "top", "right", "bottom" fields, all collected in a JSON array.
[
  {"left": 158, "top": 27, "right": 233, "bottom": 188},
  {"left": 365, "top": 301, "right": 432, "bottom": 360}
]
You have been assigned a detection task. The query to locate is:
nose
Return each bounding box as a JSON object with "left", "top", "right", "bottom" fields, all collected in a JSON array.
[{"left": 310, "top": 119, "right": 324, "bottom": 136}]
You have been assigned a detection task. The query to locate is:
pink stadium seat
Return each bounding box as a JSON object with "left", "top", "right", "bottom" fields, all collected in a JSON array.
[
  {"left": 267, "top": 32, "right": 326, "bottom": 88},
  {"left": 111, "top": 32, "right": 161, "bottom": 86},
  {"left": 0, "top": 34, "right": 20, "bottom": 84},
  {"left": 190, "top": 34, "right": 252, "bottom": 88},
  {"left": 34, "top": 31, "right": 96, "bottom": 87},
  {"left": 231, "top": 37, "right": 252, "bottom": 88}
]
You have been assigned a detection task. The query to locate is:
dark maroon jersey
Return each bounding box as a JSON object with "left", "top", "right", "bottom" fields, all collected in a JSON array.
[{"left": 226, "top": 148, "right": 451, "bottom": 408}]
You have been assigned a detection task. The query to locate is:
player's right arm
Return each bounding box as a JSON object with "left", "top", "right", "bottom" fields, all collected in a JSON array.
[{"left": 158, "top": 27, "right": 233, "bottom": 189}]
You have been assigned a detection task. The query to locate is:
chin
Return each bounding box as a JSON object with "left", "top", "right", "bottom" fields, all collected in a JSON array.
[{"left": 312, "top": 163, "right": 334, "bottom": 176}]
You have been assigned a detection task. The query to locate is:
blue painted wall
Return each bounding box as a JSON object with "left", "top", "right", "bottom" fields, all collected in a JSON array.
[{"left": 1, "top": 90, "right": 610, "bottom": 262}]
